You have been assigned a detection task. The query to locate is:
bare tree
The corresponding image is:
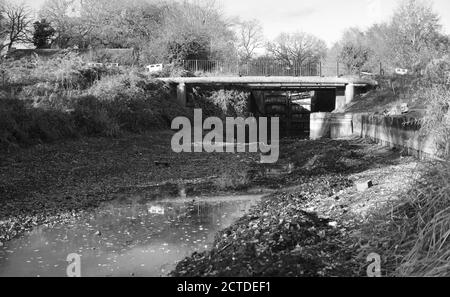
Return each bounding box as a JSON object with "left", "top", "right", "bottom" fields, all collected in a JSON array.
[
  {"left": 40, "top": 0, "right": 88, "bottom": 48},
  {"left": 336, "top": 28, "right": 371, "bottom": 73},
  {"left": 0, "top": 1, "right": 7, "bottom": 50},
  {"left": 78, "top": 0, "right": 166, "bottom": 49},
  {"left": 159, "top": 0, "right": 236, "bottom": 62},
  {"left": 236, "top": 19, "right": 264, "bottom": 62},
  {"left": 390, "top": 0, "right": 446, "bottom": 71},
  {"left": 0, "top": 1, "right": 33, "bottom": 52},
  {"left": 267, "top": 32, "right": 327, "bottom": 65}
]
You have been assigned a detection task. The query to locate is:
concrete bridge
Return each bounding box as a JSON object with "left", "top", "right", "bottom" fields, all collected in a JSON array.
[{"left": 160, "top": 76, "right": 377, "bottom": 113}]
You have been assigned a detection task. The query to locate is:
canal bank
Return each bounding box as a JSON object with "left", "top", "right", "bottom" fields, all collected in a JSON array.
[
  {"left": 1, "top": 131, "right": 419, "bottom": 277},
  {"left": 310, "top": 111, "right": 444, "bottom": 161},
  {"left": 0, "top": 131, "right": 260, "bottom": 244},
  {"left": 171, "top": 138, "right": 419, "bottom": 277}
]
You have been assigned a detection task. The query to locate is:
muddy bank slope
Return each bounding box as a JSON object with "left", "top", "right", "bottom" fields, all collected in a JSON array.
[
  {"left": 172, "top": 138, "right": 419, "bottom": 277},
  {"left": 0, "top": 131, "right": 259, "bottom": 243}
]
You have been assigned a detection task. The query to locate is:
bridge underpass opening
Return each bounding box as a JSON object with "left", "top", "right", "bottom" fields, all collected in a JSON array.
[
  {"left": 250, "top": 88, "right": 343, "bottom": 138},
  {"left": 181, "top": 86, "right": 356, "bottom": 139},
  {"left": 184, "top": 86, "right": 330, "bottom": 138},
  {"left": 162, "top": 76, "right": 376, "bottom": 140},
  {"left": 252, "top": 90, "right": 310, "bottom": 138}
]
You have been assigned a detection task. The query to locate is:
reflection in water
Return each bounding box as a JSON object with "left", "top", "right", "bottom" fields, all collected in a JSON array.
[{"left": 0, "top": 195, "right": 262, "bottom": 277}]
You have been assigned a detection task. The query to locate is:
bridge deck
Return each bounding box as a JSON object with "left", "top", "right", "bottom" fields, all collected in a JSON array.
[{"left": 160, "top": 76, "right": 376, "bottom": 88}]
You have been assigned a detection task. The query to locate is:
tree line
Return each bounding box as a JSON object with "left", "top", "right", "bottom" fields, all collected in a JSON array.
[
  {"left": 334, "top": 0, "right": 449, "bottom": 74},
  {"left": 0, "top": 0, "right": 327, "bottom": 67},
  {"left": 1, "top": 0, "right": 449, "bottom": 74}
]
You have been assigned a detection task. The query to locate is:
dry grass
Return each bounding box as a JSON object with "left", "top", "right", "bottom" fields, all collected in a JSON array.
[
  {"left": 365, "top": 162, "right": 450, "bottom": 277},
  {"left": 419, "top": 85, "right": 450, "bottom": 159},
  {"left": 395, "top": 162, "right": 450, "bottom": 276},
  {"left": 370, "top": 79, "right": 450, "bottom": 277},
  {"left": 0, "top": 66, "right": 190, "bottom": 148}
]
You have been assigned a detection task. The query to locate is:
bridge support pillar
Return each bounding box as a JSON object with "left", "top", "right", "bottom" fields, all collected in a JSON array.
[
  {"left": 345, "top": 83, "right": 355, "bottom": 105},
  {"left": 335, "top": 88, "right": 346, "bottom": 112},
  {"left": 335, "top": 83, "right": 357, "bottom": 112},
  {"left": 177, "top": 83, "right": 187, "bottom": 106}
]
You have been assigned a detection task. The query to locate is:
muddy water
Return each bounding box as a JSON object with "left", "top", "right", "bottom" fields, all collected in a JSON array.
[{"left": 0, "top": 195, "right": 263, "bottom": 277}]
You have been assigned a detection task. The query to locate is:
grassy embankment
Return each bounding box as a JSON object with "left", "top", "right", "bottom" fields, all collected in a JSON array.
[
  {"left": 0, "top": 52, "right": 254, "bottom": 150},
  {"left": 0, "top": 52, "right": 191, "bottom": 150},
  {"left": 335, "top": 57, "right": 450, "bottom": 276}
]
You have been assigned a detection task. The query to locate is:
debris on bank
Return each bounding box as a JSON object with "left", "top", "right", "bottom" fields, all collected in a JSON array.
[
  {"left": 172, "top": 188, "right": 359, "bottom": 277},
  {"left": 172, "top": 138, "right": 419, "bottom": 277}
]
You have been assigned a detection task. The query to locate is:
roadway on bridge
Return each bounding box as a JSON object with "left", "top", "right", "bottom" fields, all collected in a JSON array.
[{"left": 159, "top": 76, "right": 377, "bottom": 88}]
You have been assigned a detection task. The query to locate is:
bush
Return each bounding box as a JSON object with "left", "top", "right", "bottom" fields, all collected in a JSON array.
[
  {"left": 87, "top": 72, "right": 189, "bottom": 131},
  {"left": 207, "top": 90, "right": 250, "bottom": 117},
  {"left": 0, "top": 62, "right": 191, "bottom": 148},
  {"left": 419, "top": 85, "right": 450, "bottom": 159},
  {"left": 87, "top": 48, "right": 138, "bottom": 66},
  {"left": 72, "top": 96, "right": 121, "bottom": 137},
  {"left": 2, "top": 51, "right": 118, "bottom": 94},
  {"left": 0, "top": 98, "right": 77, "bottom": 148},
  {"left": 149, "top": 63, "right": 195, "bottom": 78},
  {"left": 87, "top": 72, "right": 144, "bottom": 101},
  {"left": 192, "top": 88, "right": 251, "bottom": 119},
  {"left": 424, "top": 55, "right": 450, "bottom": 86}
]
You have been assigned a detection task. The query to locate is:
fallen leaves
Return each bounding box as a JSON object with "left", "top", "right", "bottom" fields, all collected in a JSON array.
[
  {"left": 0, "top": 131, "right": 259, "bottom": 242},
  {"left": 0, "top": 133, "right": 419, "bottom": 277},
  {"left": 171, "top": 138, "right": 418, "bottom": 277}
]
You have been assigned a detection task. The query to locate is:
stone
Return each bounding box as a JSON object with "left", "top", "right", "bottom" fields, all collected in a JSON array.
[
  {"left": 400, "top": 103, "right": 409, "bottom": 114},
  {"left": 356, "top": 180, "right": 373, "bottom": 192},
  {"left": 318, "top": 230, "right": 326, "bottom": 238},
  {"left": 328, "top": 221, "right": 338, "bottom": 228}
]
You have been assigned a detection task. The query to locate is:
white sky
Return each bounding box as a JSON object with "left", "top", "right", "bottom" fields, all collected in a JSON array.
[{"left": 15, "top": 0, "right": 450, "bottom": 46}]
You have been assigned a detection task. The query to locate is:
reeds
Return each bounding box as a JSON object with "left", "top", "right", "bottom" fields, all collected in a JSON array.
[{"left": 396, "top": 162, "right": 450, "bottom": 276}]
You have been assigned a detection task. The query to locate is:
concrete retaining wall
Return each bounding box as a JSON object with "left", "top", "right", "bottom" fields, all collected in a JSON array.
[
  {"left": 310, "top": 112, "right": 442, "bottom": 160},
  {"left": 351, "top": 113, "right": 439, "bottom": 160},
  {"left": 310, "top": 113, "right": 331, "bottom": 140},
  {"left": 310, "top": 113, "right": 353, "bottom": 140}
]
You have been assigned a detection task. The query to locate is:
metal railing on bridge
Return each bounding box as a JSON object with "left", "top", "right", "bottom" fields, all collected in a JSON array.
[{"left": 181, "top": 60, "right": 354, "bottom": 77}]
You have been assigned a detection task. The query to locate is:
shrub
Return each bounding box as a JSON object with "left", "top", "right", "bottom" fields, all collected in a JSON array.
[
  {"left": 87, "top": 48, "right": 138, "bottom": 66},
  {"left": 2, "top": 52, "right": 117, "bottom": 94},
  {"left": 192, "top": 88, "right": 251, "bottom": 118},
  {"left": 149, "top": 63, "right": 195, "bottom": 78},
  {"left": 0, "top": 62, "right": 191, "bottom": 148},
  {"left": 0, "top": 98, "right": 77, "bottom": 148},
  {"left": 208, "top": 90, "right": 251, "bottom": 117},
  {"left": 87, "top": 72, "right": 145, "bottom": 102},
  {"left": 421, "top": 85, "right": 450, "bottom": 158},
  {"left": 86, "top": 72, "right": 187, "bottom": 131},
  {"left": 72, "top": 96, "right": 121, "bottom": 137},
  {"left": 424, "top": 55, "right": 450, "bottom": 86},
  {"left": 419, "top": 85, "right": 450, "bottom": 159}
]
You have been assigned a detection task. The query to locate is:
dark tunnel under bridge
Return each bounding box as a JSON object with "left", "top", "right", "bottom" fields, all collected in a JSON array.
[{"left": 159, "top": 76, "right": 377, "bottom": 137}]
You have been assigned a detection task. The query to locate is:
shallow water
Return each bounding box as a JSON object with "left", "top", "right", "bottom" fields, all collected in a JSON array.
[{"left": 0, "top": 195, "right": 262, "bottom": 277}]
